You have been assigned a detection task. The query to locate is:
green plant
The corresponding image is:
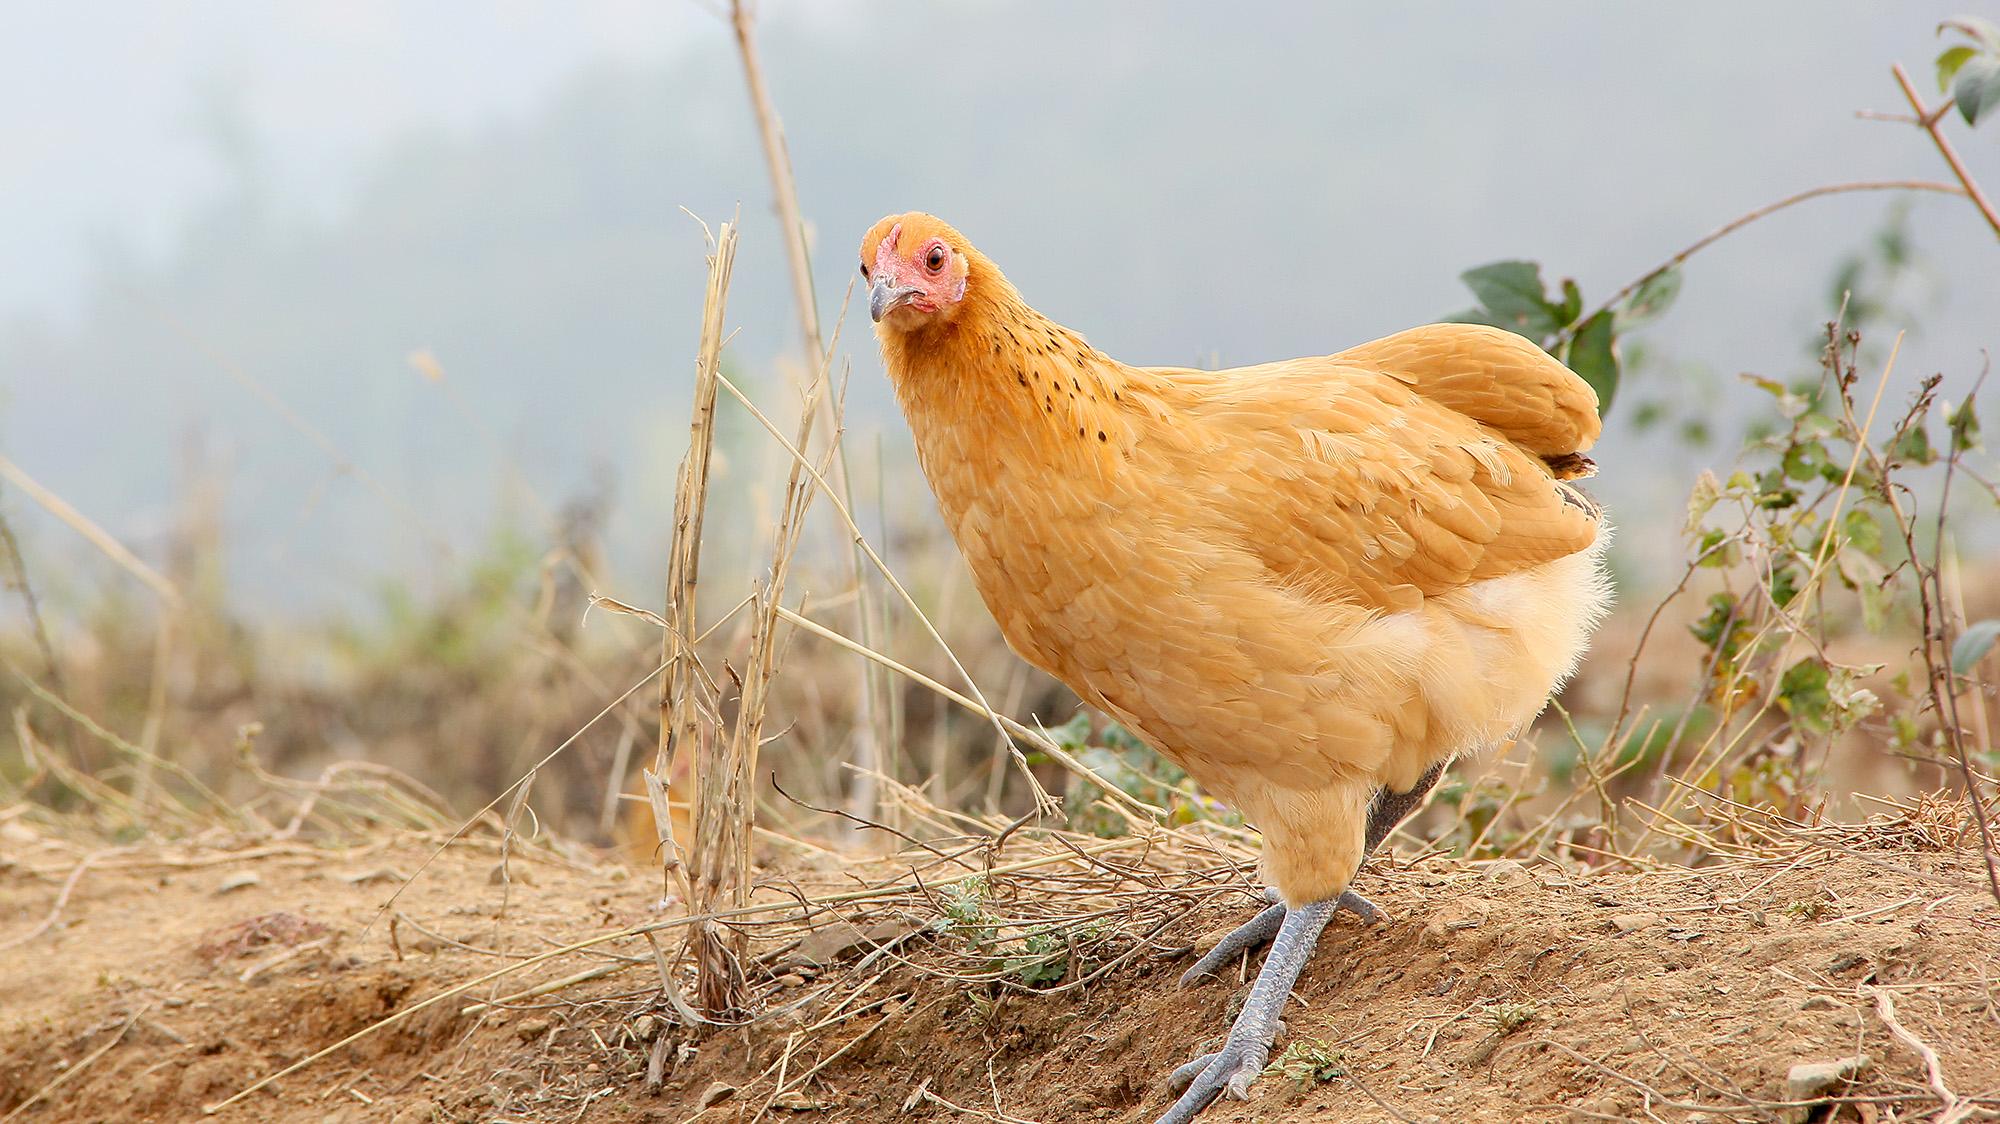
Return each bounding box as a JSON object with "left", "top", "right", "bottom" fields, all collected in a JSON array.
[
  {"left": 1265, "top": 1038, "right": 1347, "bottom": 1089},
  {"left": 1005, "top": 929, "right": 1074, "bottom": 987},
  {"left": 937, "top": 874, "right": 999, "bottom": 950},
  {"left": 1936, "top": 15, "right": 2000, "bottom": 126},
  {"left": 1484, "top": 1001, "right": 1538, "bottom": 1034},
  {"left": 1050, "top": 712, "right": 1242, "bottom": 836},
  {"left": 1445, "top": 262, "right": 1682, "bottom": 413}
]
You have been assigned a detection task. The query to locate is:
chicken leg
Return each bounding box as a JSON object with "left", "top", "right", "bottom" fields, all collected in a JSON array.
[
  {"left": 1157, "top": 762, "right": 1446, "bottom": 1122},
  {"left": 1179, "top": 762, "right": 1443, "bottom": 985}
]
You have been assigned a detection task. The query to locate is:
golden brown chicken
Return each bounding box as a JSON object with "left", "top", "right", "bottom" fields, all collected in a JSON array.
[{"left": 863, "top": 212, "right": 1611, "bottom": 1122}]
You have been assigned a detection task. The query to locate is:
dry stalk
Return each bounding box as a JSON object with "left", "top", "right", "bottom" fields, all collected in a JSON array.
[
  {"left": 211, "top": 826, "right": 1223, "bottom": 1113},
  {"left": 0, "top": 454, "right": 181, "bottom": 606},
  {"left": 362, "top": 658, "right": 668, "bottom": 936},
  {"left": 0, "top": 847, "right": 118, "bottom": 952},
  {"left": 657, "top": 217, "right": 739, "bottom": 917},
  {"left": 0, "top": 505, "right": 69, "bottom": 736},
  {"left": 772, "top": 604, "right": 1162, "bottom": 820},
  {"left": 1919, "top": 366, "right": 2000, "bottom": 909},
  {"left": 690, "top": 301, "right": 835, "bottom": 1018},
  {"left": 5, "top": 656, "right": 236, "bottom": 826},
  {"left": 711, "top": 369, "right": 1069, "bottom": 816},
  {"left": 1864, "top": 984, "right": 1977, "bottom": 1124},
  {"left": 0, "top": 458, "right": 187, "bottom": 795},
  {"left": 727, "top": 0, "right": 896, "bottom": 832}
]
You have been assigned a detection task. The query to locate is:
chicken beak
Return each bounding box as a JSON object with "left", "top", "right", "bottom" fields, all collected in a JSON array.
[{"left": 869, "top": 278, "right": 920, "bottom": 322}]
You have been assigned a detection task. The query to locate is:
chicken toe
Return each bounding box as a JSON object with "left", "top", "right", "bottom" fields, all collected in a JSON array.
[{"left": 1179, "top": 888, "right": 1381, "bottom": 986}]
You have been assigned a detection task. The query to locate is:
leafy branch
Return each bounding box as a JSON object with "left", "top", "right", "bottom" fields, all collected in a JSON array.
[{"left": 1443, "top": 182, "right": 1965, "bottom": 414}]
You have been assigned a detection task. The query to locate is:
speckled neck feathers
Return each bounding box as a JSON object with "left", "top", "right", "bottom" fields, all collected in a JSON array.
[{"left": 876, "top": 257, "right": 1139, "bottom": 475}]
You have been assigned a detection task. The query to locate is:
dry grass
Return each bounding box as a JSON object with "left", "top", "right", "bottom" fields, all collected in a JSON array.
[{"left": 5, "top": 11, "right": 2000, "bottom": 1122}]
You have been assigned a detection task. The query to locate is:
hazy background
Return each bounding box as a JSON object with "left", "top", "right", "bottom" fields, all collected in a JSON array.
[{"left": 5, "top": 1, "right": 1996, "bottom": 624}]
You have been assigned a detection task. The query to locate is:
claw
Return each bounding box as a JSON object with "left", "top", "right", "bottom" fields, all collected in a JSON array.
[
  {"left": 1337, "top": 888, "right": 1386, "bottom": 927},
  {"left": 1155, "top": 1036, "right": 1274, "bottom": 1122}
]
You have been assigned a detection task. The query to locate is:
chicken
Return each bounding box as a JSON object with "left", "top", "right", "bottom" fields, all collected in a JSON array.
[{"left": 862, "top": 213, "right": 1611, "bottom": 1122}]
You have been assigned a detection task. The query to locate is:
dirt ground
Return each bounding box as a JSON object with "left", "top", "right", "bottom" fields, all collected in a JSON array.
[{"left": 4, "top": 811, "right": 1998, "bottom": 1124}]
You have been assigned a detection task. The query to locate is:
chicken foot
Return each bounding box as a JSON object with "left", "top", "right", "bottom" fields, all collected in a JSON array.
[
  {"left": 1177, "top": 761, "right": 1444, "bottom": 986},
  {"left": 1178, "top": 888, "right": 1378, "bottom": 984},
  {"left": 1153, "top": 896, "right": 1339, "bottom": 1124}
]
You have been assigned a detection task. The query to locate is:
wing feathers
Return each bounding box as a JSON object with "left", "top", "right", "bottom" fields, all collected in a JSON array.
[
  {"left": 1332, "top": 323, "right": 1602, "bottom": 457},
  {"left": 1145, "top": 344, "right": 1601, "bottom": 612}
]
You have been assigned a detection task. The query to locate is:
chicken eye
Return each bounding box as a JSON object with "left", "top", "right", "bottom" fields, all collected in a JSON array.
[{"left": 925, "top": 246, "right": 947, "bottom": 272}]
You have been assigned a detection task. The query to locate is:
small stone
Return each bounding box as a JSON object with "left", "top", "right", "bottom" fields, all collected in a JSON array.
[
  {"left": 1480, "top": 859, "right": 1532, "bottom": 886},
  {"left": 1610, "top": 912, "right": 1659, "bottom": 933},
  {"left": 1786, "top": 1054, "right": 1869, "bottom": 1121},
  {"left": 515, "top": 1017, "right": 552, "bottom": 1041},
  {"left": 697, "top": 1082, "right": 737, "bottom": 1109},
  {"left": 776, "top": 973, "right": 807, "bottom": 988},
  {"left": 794, "top": 921, "right": 910, "bottom": 966},
  {"left": 629, "top": 1015, "right": 658, "bottom": 1042},
  {"left": 215, "top": 873, "right": 261, "bottom": 895},
  {"left": 1800, "top": 996, "right": 1838, "bottom": 1011}
]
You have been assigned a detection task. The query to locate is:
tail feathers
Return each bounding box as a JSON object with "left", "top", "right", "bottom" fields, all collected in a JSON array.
[{"left": 1542, "top": 452, "right": 1597, "bottom": 481}]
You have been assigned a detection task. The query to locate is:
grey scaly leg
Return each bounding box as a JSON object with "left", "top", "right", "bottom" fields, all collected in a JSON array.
[
  {"left": 1153, "top": 897, "right": 1340, "bottom": 1124},
  {"left": 1177, "top": 762, "right": 1443, "bottom": 987}
]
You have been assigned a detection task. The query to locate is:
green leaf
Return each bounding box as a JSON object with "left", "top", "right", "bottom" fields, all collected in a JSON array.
[
  {"left": 1459, "top": 261, "right": 1562, "bottom": 340},
  {"left": 1566, "top": 310, "right": 1619, "bottom": 414},
  {"left": 1842, "top": 508, "right": 1883, "bottom": 555},
  {"left": 1955, "top": 55, "right": 2000, "bottom": 126},
  {"left": 1695, "top": 527, "right": 1733, "bottom": 567},
  {"left": 1049, "top": 711, "right": 1092, "bottom": 750},
  {"left": 1769, "top": 564, "right": 1802, "bottom": 608},
  {"left": 1953, "top": 620, "right": 2000, "bottom": 674},
  {"left": 1556, "top": 278, "right": 1584, "bottom": 326},
  {"left": 1939, "top": 15, "right": 2000, "bottom": 54},
  {"left": 1620, "top": 267, "right": 1682, "bottom": 328},
  {"left": 1891, "top": 423, "right": 1936, "bottom": 466},
  {"left": 1781, "top": 441, "right": 1827, "bottom": 482},
  {"left": 1950, "top": 396, "right": 1981, "bottom": 453},
  {"left": 1684, "top": 469, "right": 1721, "bottom": 533},
  {"left": 1939, "top": 44, "right": 1979, "bottom": 92},
  {"left": 1778, "top": 658, "right": 1833, "bottom": 733}
]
